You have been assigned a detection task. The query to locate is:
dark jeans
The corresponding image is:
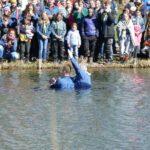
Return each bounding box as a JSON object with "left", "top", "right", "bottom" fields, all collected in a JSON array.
[
  {"left": 133, "top": 46, "right": 140, "bottom": 58},
  {"left": 20, "top": 41, "right": 31, "bottom": 60},
  {"left": 52, "top": 40, "right": 64, "bottom": 61},
  {"left": 102, "top": 37, "right": 113, "bottom": 60},
  {"left": 94, "top": 36, "right": 104, "bottom": 61},
  {"left": 30, "top": 34, "right": 39, "bottom": 59},
  {"left": 83, "top": 36, "right": 97, "bottom": 58}
]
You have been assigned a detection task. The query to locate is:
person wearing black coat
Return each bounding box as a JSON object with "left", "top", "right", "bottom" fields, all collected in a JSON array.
[{"left": 98, "top": 2, "right": 115, "bottom": 62}]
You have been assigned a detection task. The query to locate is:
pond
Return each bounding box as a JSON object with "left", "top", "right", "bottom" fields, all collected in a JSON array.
[{"left": 0, "top": 69, "right": 150, "bottom": 150}]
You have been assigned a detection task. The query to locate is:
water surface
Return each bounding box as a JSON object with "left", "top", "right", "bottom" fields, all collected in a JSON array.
[{"left": 0, "top": 69, "right": 150, "bottom": 150}]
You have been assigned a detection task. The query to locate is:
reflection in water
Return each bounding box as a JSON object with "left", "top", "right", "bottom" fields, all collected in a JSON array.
[
  {"left": 0, "top": 69, "right": 150, "bottom": 150},
  {"left": 50, "top": 93, "right": 59, "bottom": 150}
]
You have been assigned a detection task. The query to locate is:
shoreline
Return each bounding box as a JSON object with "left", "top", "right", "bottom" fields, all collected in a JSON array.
[{"left": 0, "top": 59, "right": 150, "bottom": 70}]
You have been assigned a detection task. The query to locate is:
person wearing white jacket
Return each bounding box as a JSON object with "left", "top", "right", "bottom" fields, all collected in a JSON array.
[
  {"left": 117, "top": 12, "right": 135, "bottom": 59},
  {"left": 66, "top": 23, "right": 81, "bottom": 60}
]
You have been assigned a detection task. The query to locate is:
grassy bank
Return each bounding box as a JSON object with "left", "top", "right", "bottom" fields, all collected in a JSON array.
[{"left": 0, "top": 59, "right": 150, "bottom": 70}]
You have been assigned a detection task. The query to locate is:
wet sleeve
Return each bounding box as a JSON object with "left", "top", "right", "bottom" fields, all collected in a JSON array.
[{"left": 70, "top": 57, "right": 82, "bottom": 78}]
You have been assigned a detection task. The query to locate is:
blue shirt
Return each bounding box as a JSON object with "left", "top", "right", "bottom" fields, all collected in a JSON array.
[
  {"left": 71, "top": 57, "right": 92, "bottom": 89},
  {"left": 50, "top": 57, "right": 92, "bottom": 90},
  {"left": 50, "top": 76, "right": 74, "bottom": 90}
]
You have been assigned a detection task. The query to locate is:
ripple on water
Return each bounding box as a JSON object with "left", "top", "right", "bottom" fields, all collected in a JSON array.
[{"left": 0, "top": 69, "right": 150, "bottom": 150}]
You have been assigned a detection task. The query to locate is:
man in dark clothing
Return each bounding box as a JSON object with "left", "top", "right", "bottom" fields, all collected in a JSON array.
[
  {"left": 81, "top": 8, "right": 99, "bottom": 63},
  {"left": 98, "top": 2, "right": 115, "bottom": 62}
]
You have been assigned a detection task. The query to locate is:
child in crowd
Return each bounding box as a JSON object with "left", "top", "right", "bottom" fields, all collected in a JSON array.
[
  {"left": 51, "top": 13, "right": 66, "bottom": 62},
  {"left": 142, "top": 23, "right": 150, "bottom": 57},
  {"left": 37, "top": 12, "right": 51, "bottom": 62},
  {"left": 66, "top": 23, "right": 81, "bottom": 60},
  {"left": 117, "top": 11, "right": 135, "bottom": 60},
  {"left": 132, "top": 10, "right": 145, "bottom": 59},
  {"left": 19, "top": 16, "right": 35, "bottom": 62},
  {"left": 0, "top": 28, "right": 19, "bottom": 61}
]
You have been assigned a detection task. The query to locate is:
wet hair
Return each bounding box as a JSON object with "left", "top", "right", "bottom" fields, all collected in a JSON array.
[{"left": 62, "top": 64, "right": 72, "bottom": 74}]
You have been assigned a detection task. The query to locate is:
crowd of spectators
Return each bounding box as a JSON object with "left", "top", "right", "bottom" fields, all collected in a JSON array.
[{"left": 0, "top": 0, "right": 149, "bottom": 64}]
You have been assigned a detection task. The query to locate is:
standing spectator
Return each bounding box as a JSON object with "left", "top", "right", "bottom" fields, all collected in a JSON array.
[
  {"left": 142, "top": 23, "right": 150, "bottom": 57},
  {"left": 66, "top": 23, "right": 81, "bottom": 60},
  {"left": 51, "top": 13, "right": 66, "bottom": 63},
  {"left": 22, "top": 3, "right": 39, "bottom": 27},
  {"left": 143, "top": 0, "right": 150, "bottom": 16},
  {"left": 19, "top": 16, "right": 35, "bottom": 62},
  {"left": 117, "top": 11, "right": 135, "bottom": 60},
  {"left": 37, "top": 12, "right": 51, "bottom": 62},
  {"left": 66, "top": 0, "right": 73, "bottom": 17},
  {"left": 22, "top": 3, "right": 39, "bottom": 59},
  {"left": 132, "top": 10, "right": 145, "bottom": 59},
  {"left": 81, "top": 8, "right": 99, "bottom": 62},
  {"left": 98, "top": 2, "right": 115, "bottom": 62},
  {"left": 44, "top": 0, "right": 59, "bottom": 19},
  {"left": 1, "top": 0, "right": 11, "bottom": 9},
  {"left": 32, "top": 0, "right": 44, "bottom": 16},
  {"left": 10, "top": 0, "right": 21, "bottom": 35},
  {"left": 73, "top": 1, "right": 88, "bottom": 29},
  {"left": 0, "top": 6, "right": 17, "bottom": 37},
  {"left": 10, "top": 0, "right": 18, "bottom": 20},
  {"left": 66, "top": 0, "right": 74, "bottom": 29},
  {"left": 0, "top": 29, "right": 19, "bottom": 62},
  {"left": 89, "top": 0, "right": 95, "bottom": 9},
  {"left": 57, "top": 0, "right": 67, "bottom": 18},
  {"left": 94, "top": 0, "right": 102, "bottom": 16}
]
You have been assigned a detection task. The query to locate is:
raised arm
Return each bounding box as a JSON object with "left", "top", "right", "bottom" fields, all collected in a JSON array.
[{"left": 68, "top": 50, "right": 83, "bottom": 78}]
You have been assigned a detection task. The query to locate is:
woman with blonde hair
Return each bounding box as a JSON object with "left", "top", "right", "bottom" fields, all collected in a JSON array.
[{"left": 37, "top": 12, "right": 51, "bottom": 62}]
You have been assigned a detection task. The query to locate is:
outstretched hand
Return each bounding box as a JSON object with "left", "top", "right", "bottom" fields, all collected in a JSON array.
[
  {"left": 49, "top": 77, "right": 56, "bottom": 86},
  {"left": 68, "top": 49, "right": 73, "bottom": 59}
]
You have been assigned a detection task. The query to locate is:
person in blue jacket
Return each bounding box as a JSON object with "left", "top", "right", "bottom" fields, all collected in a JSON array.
[
  {"left": 0, "top": 6, "right": 17, "bottom": 37},
  {"left": 37, "top": 11, "right": 51, "bottom": 62},
  {"left": 68, "top": 50, "right": 92, "bottom": 89},
  {"left": 49, "top": 64, "right": 74, "bottom": 90},
  {"left": 49, "top": 50, "right": 91, "bottom": 90},
  {"left": 44, "top": 0, "right": 59, "bottom": 19}
]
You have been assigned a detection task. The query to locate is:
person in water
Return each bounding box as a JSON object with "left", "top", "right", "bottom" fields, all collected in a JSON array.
[
  {"left": 49, "top": 63, "right": 74, "bottom": 89},
  {"left": 49, "top": 50, "right": 92, "bottom": 90}
]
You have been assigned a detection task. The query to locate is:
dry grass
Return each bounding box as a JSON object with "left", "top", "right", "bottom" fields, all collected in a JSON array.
[{"left": 0, "top": 59, "right": 150, "bottom": 70}]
